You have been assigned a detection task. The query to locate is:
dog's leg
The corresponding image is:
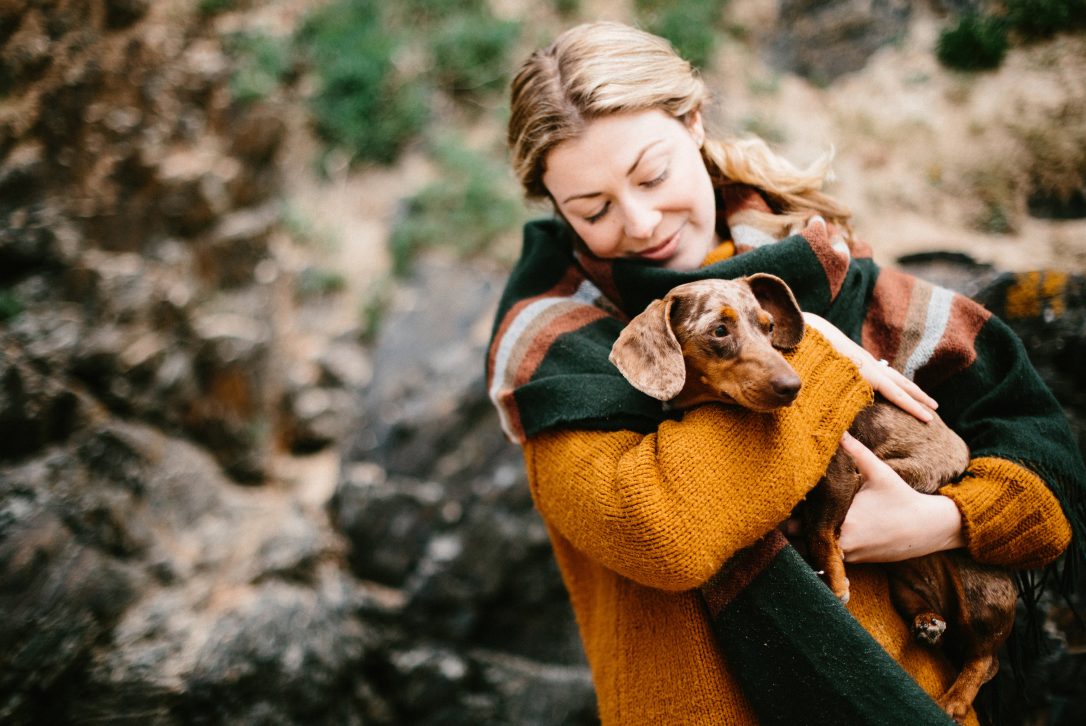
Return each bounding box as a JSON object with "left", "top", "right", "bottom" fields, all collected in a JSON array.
[
  {"left": 939, "top": 652, "right": 998, "bottom": 724},
  {"left": 887, "top": 556, "right": 950, "bottom": 645},
  {"left": 805, "top": 450, "right": 859, "bottom": 602}
]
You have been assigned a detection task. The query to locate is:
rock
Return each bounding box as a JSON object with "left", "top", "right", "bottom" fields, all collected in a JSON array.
[
  {"left": 0, "top": 343, "right": 82, "bottom": 457},
  {"left": 767, "top": 0, "right": 912, "bottom": 84},
  {"left": 199, "top": 203, "right": 278, "bottom": 288},
  {"left": 283, "top": 386, "right": 357, "bottom": 454},
  {"left": 104, "top": 0, "right": 148, "bottom": 29},
  {"left": 347, "top": 254, "right": 505, "bottom": 479}
]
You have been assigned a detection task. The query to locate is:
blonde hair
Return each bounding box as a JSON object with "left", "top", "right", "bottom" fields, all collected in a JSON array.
[{"left": 508, "top": 22, "right": 852, "bottom": 234}]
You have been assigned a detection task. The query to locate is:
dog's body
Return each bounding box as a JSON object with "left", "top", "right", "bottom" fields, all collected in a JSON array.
[{"left": 609, "top": 275, "right": 1017, "bottom": 722}]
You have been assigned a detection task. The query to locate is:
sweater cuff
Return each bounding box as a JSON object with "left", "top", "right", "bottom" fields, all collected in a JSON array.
[{"left": 939, "top": 457, "right": 1072, "bottom": 569}]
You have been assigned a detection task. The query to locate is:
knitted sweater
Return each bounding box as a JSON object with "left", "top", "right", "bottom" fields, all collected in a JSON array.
[{"left": 486, "top": 185, "right": 1084, "bottom": 725}]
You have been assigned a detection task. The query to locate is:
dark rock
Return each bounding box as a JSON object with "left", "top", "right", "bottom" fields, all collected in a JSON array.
[
  {"left": 1028, "top": 187, "right": 1086, "bottom": 220},
  {"left": 104, "top": 0, "right": 148, "bottom": 29},
  {"left": 0, "top": 343, "right": 82, "bottom": 458},
  {"left": 896, "top": 250, "right": 1002, "bottom": 299},
  {"left": 331, "top": 463, "right": 445, "bottom": 586},
  {"left": 282, "top": 386, "right": 357, "bottom": 453},
  {"left": 348, "top": 254, "right": 505, "bottom": 479},
  {"left": 768, "top": 0, "right": 912, "bottom": 84},
  {"left": 0, "top": 204, "right": 62, "bottom": 278},
  {"left": 230, "top": 105, "right": 287, "bottom": 163}
]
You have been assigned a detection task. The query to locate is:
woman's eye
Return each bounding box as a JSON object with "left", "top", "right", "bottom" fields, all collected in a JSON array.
[
  {"left": 585, "top": 203, "right": 609, "bottom": 224},
  {"left": 642, "top": 168, "right": 668, "bottom": 188},
  {"left": 713, "top": 325, "right": 728, "bottom": 337}
]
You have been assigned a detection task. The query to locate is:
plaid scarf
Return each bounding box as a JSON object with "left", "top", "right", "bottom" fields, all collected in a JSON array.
[{"left": 486, "top": 185, "right": 1086, "bottom": 724}]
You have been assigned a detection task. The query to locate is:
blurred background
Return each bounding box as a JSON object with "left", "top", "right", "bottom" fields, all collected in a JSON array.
[{"left": 1, "top": 0, "right": 1085, "bottom": 723}]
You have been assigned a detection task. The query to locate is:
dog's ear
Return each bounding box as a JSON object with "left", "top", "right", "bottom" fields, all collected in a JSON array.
[
  {"left": 609, "top": 297, "right": 686, "bottom": 401},
  {"left": 745, "top": 273, "right": 804, "bottom": 350}
]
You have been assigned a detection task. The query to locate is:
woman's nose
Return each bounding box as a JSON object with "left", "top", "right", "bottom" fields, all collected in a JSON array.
[{"left": 622, "top": 202, "right": 661, "bottom": 240}]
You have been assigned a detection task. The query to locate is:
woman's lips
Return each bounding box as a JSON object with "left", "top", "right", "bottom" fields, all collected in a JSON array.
[{"left": 636, "top": 228, "right": 681, "bottom": 260}]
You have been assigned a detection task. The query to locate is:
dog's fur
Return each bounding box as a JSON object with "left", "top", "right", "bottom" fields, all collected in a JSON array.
[{"left": 609, "top": 274, "right": 1017, "bottom": 722}]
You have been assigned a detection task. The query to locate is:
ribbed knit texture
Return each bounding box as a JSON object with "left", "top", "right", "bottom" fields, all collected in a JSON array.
[{"left": 942, "top": 457, "right": 1073, "bottom": 569}]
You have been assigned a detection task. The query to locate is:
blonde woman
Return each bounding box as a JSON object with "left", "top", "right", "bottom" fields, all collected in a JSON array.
[{"left": 487, "top": 21, "right": 1083, "bottom": 725}]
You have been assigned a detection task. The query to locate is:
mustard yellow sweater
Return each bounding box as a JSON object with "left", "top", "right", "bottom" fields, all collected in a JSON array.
[{"left": 523, "top": 330, "right": 1072, "bottom": 725}]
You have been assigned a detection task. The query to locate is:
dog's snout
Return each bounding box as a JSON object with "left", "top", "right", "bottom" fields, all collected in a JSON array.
[{"left": 770, "top": 372, "right": 801, "bottom": 402}]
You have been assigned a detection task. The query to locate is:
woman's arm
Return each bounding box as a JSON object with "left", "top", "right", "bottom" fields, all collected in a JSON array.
[{"left": 524, "top": 328, "right": 873, "bottom": 591}]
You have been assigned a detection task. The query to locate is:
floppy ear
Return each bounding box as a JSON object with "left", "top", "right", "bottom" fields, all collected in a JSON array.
[
  {"left": 745, "top": 273, "right": 805, "bottom": 350},
  {"left": 609, "top": 297, "right": 687, "bottom": 401}
]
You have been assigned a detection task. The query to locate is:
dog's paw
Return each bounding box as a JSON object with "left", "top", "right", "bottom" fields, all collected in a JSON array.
[
  {"left": 833, "top": 578, "right": 850, "bottom": 604},
  {"left": 913, "top": 613, "right": 947, "bottom": 645},
  {"left": 938, "top": 695, "right": 969, "bottom": 724}
]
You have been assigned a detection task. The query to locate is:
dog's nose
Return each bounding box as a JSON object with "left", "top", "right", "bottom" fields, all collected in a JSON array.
[{"left": 770, "top": 373, "right": 801, "bottom": 401}]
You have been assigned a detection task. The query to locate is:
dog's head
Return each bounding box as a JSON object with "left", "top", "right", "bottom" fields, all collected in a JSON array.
[{"left": 609, "top": 274, "right": 805, "bottom": 411}]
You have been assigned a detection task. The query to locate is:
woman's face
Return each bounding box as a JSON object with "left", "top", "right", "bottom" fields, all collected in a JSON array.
[{"left": 542, "top": 109, "right": 721, "bottom": 271}]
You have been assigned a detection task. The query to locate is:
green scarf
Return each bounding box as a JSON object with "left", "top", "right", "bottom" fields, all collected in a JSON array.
[{"left": 486, "top": 197, "right": 1086, "bottom": 724}]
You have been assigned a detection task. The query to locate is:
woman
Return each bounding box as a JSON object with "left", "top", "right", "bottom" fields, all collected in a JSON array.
[{"left": 487, "top": 21, "right": 1083, "bottom": 725}]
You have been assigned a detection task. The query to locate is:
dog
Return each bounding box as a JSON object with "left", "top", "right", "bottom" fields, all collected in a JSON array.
[{"left": 609, "top": 274, "right": 1017, "bottom": 722}]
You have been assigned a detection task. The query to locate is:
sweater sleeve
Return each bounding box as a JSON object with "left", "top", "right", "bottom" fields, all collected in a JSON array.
[
  {"left": 940, "top": 457, "right": 1072, "bottom": 569},
  {"left": 522, "top": 328, "right": 872, "bottom": 592}
]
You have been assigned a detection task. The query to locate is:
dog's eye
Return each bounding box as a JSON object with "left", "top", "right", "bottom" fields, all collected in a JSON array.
[{"left": 713, "top": 325, "right": 728, "bottom": 337}]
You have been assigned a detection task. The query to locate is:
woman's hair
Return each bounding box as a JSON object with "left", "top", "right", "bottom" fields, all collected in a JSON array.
[{"left": 508, "top": 21, "right": 852, "bottom": 232}]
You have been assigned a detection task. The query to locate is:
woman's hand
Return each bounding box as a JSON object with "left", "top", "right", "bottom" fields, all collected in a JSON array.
[
  {"left": 802, "top": 312, "right": 937, "bottom": 423},
  {"left": 838, "top": 432, "right": 965, "bottom": 563}
]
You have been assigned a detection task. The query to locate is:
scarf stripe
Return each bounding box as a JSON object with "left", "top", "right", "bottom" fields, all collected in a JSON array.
[
  {"left": 489, "top": 274, "right": 608, "bottom": 442},
  {"left": 862, "top": 267, "right": 914, "bottom": 364},
  {"left": 863, "top": 268, "right": 988, "bottom": 387},
  {"left": 901, "top": 284, "right": 954, "bottom": 378},
  {"left": 917, "top": 295, "right": 988, "bottom": 389}
]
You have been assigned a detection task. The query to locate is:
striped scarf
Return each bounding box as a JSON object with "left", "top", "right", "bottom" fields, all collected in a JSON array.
[{"left": 486, "top": 185, "right": 1086, "bottom": 724}]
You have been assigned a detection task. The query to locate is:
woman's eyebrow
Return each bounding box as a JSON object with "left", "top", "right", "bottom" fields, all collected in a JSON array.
[{"left": 561, "top": 138, "right": 665, "bottom": 203}]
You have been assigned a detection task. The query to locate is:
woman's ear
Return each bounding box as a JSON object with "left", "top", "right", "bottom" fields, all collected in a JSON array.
[{"left": 685, "top": 109, "right": 705, "bottom": 148}]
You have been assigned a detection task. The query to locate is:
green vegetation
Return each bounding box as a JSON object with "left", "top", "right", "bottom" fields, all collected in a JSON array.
[
  {"left": 298, "top": 0, "right": 428, "bottom": 165},
  {"left": 359, "top": 278, "right": 394, "bottom": 343},
  {"left": 635, "top": 0, "right": 726, "bottom": 69},
  {"left": 226, "top": 31, "right": 293, "bottom": 104},
  {"left": 389, "top": 140, "right": 523, "bottom": 276},
  {"left": 294, "top": 266, "right": 348, "bottom": 300},
  {"left": 936, "top": 0, "right": 1086, "bottom": 71},
  {"left": 552, "top": 0, "right": 580, "bottom": 18},
  {"left": 296, "top": 0, "right": 522, "bottom": 165},
  {"left": 0, "top": 288, "right": 22, "bottom": 322},
  {"left": 1005, "top": 0, "right": 1086, "bottom": 37},
  {"left": 936, "top": 14, "right": 1008, "bottom": 71},
  {"left": 199, "top": 0, "right": 235, "bottom": 16},
  {"left": 431, "top": 15, "right": 521, "bottom": 95}
]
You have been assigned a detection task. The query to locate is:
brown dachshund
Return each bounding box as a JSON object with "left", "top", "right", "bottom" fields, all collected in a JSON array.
[{"left": 609, "top": 274, "right": 1017, "bottom": 722}]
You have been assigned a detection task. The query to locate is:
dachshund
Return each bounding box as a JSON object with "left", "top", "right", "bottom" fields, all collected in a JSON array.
[{"left": 609, "top": 274, "right": 1017, "bottom": 722}]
